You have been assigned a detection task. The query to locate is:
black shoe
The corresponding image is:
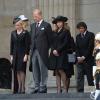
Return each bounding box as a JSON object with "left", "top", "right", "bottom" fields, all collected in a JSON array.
[
  {"left": 18, "top": 89, "right": 21, "bottom": 94},
  {"left": 39, "top": 89, "right": 47, "bottom": 93},
  {"left": 21, "top": 91, "right": 25, "bottom": 94},
  {"left": 77, "top": 90, "right": 84, "bottom": 92},
  {"left": 31, "top": 89, "right": 39, "bottom": 94}
]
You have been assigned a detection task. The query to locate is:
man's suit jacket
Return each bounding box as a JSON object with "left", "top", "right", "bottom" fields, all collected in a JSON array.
[
  {"left": 29, "top": 20, "right": 53, "bottom": 71},
  {"left": 76, "top": 31, "right": 95, "bottom": 64}
]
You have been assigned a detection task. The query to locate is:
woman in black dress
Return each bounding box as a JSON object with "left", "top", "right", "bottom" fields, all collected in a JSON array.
[
  {"left": 10, "top": 17, "right": 30, "bottom": 93},
  {"left": 49, "top": 16, "right": 71, "bottom": 93}
]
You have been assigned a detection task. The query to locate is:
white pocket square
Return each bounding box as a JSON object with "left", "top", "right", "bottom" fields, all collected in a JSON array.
[{"left": 41, "top": 27, "right": 45, "bottom": 30}]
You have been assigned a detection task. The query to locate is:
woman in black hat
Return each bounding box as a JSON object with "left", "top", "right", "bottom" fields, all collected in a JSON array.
[
  {"left": 10, "top": 17, "right": 30, "bottom": 93},
  {"left": 49, "top": 16, "right": 72, "bottom": 93}
]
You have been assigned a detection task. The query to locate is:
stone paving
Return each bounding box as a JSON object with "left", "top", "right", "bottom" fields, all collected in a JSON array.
[{"left": 0, "top": 93, "right": 92, "bottom": 100}]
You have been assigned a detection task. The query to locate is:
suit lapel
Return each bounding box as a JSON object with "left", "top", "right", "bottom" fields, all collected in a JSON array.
[
  {"left": 84, "top": 31, "right": 88, "bottom": 37},
  {"left": 79, "top": 31, "right": 89, "bottom": 42},
  {"left": 39, "top": 20, "right": 45, "bottom": 30},
  {"left": 31, "top": 23, "right": 36, "bottom": 39},
  {"left": 31, "top": 21, "right": 45, "bottom": 39}
]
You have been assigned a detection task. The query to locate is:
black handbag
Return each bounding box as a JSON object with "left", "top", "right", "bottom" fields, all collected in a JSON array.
[{"left": 48, "top": 56, "right": 56, "bottom": 70}]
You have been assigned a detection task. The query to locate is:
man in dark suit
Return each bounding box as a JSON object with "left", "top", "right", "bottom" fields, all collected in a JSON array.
[
  {"left": 76, "top": 22, "right": 95, "bottom": 92},
  {"left": 29, "top": 9, "right": 53, "bottom": 93}
]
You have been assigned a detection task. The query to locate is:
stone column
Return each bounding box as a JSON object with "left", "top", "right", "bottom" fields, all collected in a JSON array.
[{"left": 36, "top": 0, "right": 79, "bottom": 37}]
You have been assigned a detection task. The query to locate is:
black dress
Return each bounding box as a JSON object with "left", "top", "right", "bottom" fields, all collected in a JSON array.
[
  {"left": 49, "top": 28, "right": 71, "bottom": 70},
  {"left": 10, "top": 30, "right": 30, "bottom": 73}
]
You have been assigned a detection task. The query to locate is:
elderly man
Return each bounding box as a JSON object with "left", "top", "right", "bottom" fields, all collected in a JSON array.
[{"left": 29, "top": 9, "right": 53, "bottom": 93}]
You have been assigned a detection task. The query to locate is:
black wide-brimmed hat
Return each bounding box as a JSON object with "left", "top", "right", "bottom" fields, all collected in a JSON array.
[
  {"left": 13, "top": 16, "right": 21, "bottom": 24},
  {"left": 52, "top": 16, "right": 68, "bottom": 24}
]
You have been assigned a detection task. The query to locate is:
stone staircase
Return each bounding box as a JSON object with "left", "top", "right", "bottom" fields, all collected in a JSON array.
[
  {"left": 25, "top": 71, "right": 95, "bottom": 93},
  {"left": 0, "top": 69, "right": 95, "bottom": 100}
]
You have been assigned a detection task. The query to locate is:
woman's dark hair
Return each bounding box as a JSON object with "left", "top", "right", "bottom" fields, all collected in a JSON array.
[{"left": 77, "top": 22, "right": 87, "bottom": 29}]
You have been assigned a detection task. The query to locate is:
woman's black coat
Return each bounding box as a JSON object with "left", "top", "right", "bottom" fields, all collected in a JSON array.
[
  {"left": 10, "top": 30, "right": 30, "bottom": 69},
  {"left": 49, "top": 29, "right": 71, "bottom": 70}
]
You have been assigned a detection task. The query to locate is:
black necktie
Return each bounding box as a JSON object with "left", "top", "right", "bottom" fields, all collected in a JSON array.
[
  {"left": 35, "top": 23, "right": 39, "bottom": 33},
  {"left": 36, "top": 22, "right": 39, "bottom": 28}
]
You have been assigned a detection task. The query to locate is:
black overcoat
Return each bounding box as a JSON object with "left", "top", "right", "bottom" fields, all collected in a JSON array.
[
  {"left": 10, "top": 30, "right": 30, "bottom": 71},
  {"left": 49, "top": 29, "right": 71, "bottom": 70},
  {"left": 76, "top": 31, "right": 95, "bottom": 66}
]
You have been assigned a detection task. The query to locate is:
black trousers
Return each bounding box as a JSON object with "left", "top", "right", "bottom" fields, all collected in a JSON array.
[{"left": 77, "top": 62, "right": 94, "bottom": 92}]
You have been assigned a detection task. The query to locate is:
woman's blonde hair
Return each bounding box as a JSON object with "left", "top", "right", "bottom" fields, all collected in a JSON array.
[
  {"left": 15, "top": 20, "right": 23, "bottom": 28},
  {"left": 22, "top": 21, "right": 28, "bottom": 30}
]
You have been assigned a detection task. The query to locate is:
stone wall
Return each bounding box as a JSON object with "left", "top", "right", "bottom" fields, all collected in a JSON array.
[{"left": 78, "top": 0, "right": 100, "bottom": 33}]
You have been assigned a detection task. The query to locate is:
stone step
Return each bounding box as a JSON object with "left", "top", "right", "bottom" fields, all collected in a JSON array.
[
  {"left": 26, "top": 71, "right": 76, "bottom": 88},
  {"left": 0, "top": 93, "right": 91, "bottom": 100},
  {"left": 26, "top": 71, "right": 95, "bottom": 94}
]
